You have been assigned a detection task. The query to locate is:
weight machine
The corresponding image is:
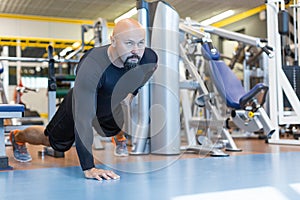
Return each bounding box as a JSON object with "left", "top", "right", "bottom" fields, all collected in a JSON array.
[
  {"left": 267, "top": 0, "right": 300, "bottom": 144},
  {"left": 179, "top": 19, "right": 275, "bottom": 156}
]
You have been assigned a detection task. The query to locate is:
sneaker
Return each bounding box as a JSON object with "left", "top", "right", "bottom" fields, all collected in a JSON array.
[
  {"left": 113, "top": 137, "right": 129, "bottom": 157},
  {"left": 9, "top": 130, "right": 32, "bottom": 162}
]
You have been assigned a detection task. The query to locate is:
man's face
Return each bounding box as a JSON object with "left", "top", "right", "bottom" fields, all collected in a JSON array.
[{"left": 113, "top": 28, "right": 146, "bottom": 68}]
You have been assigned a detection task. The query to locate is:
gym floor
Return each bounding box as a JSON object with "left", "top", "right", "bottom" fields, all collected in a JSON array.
[{"left": 2, "top": 138, "right": 300, "bottom": 200}]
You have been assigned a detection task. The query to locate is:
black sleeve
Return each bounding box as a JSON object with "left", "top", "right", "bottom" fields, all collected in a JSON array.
[
  {"left": 75, "top": 48, "right": 94, "bottom": 75},
  {"left": 131, "top": 48, "right": 158, "bottom": 96},
  {"left": 74, "top": 129, "right": 95, "bottom": 170},
  {"left": 72, "top": 53, "right": 103, "bottom": 171}
]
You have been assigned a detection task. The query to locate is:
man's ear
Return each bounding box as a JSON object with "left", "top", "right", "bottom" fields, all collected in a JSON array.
[{"left": 111, "top": 36, "right": 116, "bottom": 47}]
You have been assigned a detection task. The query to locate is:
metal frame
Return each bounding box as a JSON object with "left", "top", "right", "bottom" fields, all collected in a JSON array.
[
  {"left": 0, "top": 105, "right": 24, "bottom": 170},
  {"left": 266, "top": 0, "right": 300, "bottom": 145},
  {"left": 129, "top": 2, "right": 151, "bottom": 155},
  {"left": 180, "top": 42, "right": 241, "bottom": 156},
  {"left": 179, "top": 17, "right": 280, "bottom": 154}
]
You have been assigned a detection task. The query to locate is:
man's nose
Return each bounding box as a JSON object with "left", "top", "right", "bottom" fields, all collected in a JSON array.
[{"left": 131, "top": 46, "right": 138, "bottom": 54}]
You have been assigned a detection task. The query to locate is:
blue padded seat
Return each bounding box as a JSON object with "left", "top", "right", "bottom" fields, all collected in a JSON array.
[
  {"left": 209, "top": 61, "right": 268, "bottom": 109},
  {"left": 201, "top": 43, "right": 268, "bottom": 110},
  {"left": 0, "top": 104, "right": 25, "bottom": 112},
  {"left": 209, "top": 61, "right": 246, "bottom": 109}
]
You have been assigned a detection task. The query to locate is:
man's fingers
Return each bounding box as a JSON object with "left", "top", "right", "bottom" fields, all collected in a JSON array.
[
  {"left": 100, "top": 171, "right": 120, "bottom": 180},
  {"left": 95, "top": 175, "right": 103, "bottom": 181},
  {"left": 100, "top": 173, "right": 111, "bottom": 180},
  {"left": 84, "top": 168, "right": 120, "bottom": 181},
  {"left": 107, "top": 171, "right": 120, "bottom": 180}
]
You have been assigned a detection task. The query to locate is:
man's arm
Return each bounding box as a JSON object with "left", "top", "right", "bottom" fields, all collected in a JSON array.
[{"left": 72, "top": 54, "right": 120, "bottom": 181}]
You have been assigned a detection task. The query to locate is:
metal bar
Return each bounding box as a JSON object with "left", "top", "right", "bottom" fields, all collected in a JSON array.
[
  {"left": 294, "top": 0, "right": 298, "bottom": 64},
  {"left": 180, "top": 20, "right": 260, "bottom": 46},
  {"left": 201, "top": 25, "right": 260, "bottom": 47},
  {"left": 0, "top": 56, "right": 79, "bottom": 63},
  {"left": 179, "top": 23, "right": 207, "bottom": 39},
  {"left": 179, "top": 19, "right": 274, "bottom": 57}
]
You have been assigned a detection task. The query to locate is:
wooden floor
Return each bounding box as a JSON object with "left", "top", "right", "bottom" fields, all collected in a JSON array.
[{"left": 5, "top": 136, "right": 300, "bottom": 171}]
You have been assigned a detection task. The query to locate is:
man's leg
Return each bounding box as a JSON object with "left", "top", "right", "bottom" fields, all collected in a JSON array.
[
  {"left": 10, "top": 126, "right": 50, "bottom": 162},
  {"left": 112, "top": 130, "right": 128, "bottom": 157},
  {"left": 114, "top": 130, "right": 126, "bottom": 141},
  {"left": 13, "top": 126, "right": 50, "bottom": 146}
]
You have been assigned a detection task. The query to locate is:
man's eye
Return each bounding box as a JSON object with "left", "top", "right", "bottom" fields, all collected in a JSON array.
[
  {"left": 125, "top": 42, "right": 133, "bottom": 46},
  {"left": 138, "top": 42, "right": 145, "bottom": 47}
]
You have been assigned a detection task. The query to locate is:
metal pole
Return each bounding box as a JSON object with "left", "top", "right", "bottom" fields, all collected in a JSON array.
[
  {"left": 294, "top": 0, "right": 299, "bottom": 64},
  {"left": 47, "top": 45, "right": 57, "bottom": 121},
  {"left": 149, "top": 1, "right": 180, "bottom": 155},
  {"left": 130, "top": 0, "right": 151, "bottom": 154}
]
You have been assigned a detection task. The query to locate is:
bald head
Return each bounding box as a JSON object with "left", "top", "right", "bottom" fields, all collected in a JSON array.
[
  {"left": 112, "top": 18, "right": 145, "bottom": 37},
  {"left": 109, "top": 18, "right": 146, "bottom": 68}
]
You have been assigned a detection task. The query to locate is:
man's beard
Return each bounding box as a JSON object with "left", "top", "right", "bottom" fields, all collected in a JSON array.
[{"left": 124, "top": 54, "right": 141, "bottom": 70}]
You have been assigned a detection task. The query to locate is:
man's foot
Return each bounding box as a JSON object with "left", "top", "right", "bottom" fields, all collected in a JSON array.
[
  {"left": 112, "top": 137, "right": 129, "bottom": 157},
  {"left": 9, "top": 130, "right": 32, "bottom": 162}
]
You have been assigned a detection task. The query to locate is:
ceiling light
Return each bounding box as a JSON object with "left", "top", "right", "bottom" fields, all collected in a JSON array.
[
  {"left": 199, "top": 10, "right": 235, "bottom": 26},
  {"left": 114, "top": 7, "right": 137, "bottom": 24}
]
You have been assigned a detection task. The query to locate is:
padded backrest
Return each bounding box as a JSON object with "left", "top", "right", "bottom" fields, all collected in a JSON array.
[
  {"left": 201, "top": 43, "right": 246, "bottom": 109},
  {"left": 201, "top": 43, "right": 268, "bottom": 109},
  {"left": 208, "top": 60, "right": 246, "bottom": 109},
  {"left": 0, "top": 104, "right": 25, "bottom": 112}
]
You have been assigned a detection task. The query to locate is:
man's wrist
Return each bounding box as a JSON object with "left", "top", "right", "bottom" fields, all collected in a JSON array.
[
  {"left": 84, "top": 167, "right": 94, "bottom": 172},
  {"left": 82, "top": 164, "right": 95, "bottom": 172}
]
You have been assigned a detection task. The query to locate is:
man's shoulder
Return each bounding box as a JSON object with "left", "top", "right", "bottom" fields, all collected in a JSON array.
[
  {"left": 78, "top": 45, "right": 108, "bottom": 62},
  {"left": 86, "top": 45, "right": 109, "bottom": 57},
  {"left": 76, "top": 45, "right": 110, "bottom": 74},
  {"left": 142, "top": 48, "right": 158, "bottom": 64}
]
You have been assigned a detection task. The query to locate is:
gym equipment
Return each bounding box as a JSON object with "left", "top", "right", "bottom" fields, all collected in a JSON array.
[
  {"left": 0, "top": 72, "right": 8, "bottom": 105},
  {"left": 266, "top": 0, "right": 300, "bottom": 145},
  {"left": 0, "top": 104, "right": 24, "bottom": 170},
  {"left": 179, "top": 37, "right": 238, "bottom": 156},
  {"left": 13, "top": 82, "right": 44, "bottom": 125},
  {"left": 201, "top": 41, "right": 275, "bottom": 138},
  {"left": 129, "top": 0, "right": 181, "bottom": 155},
  {"left": 148, "top": 1, "right": 180, "bottom": 155},
  {"left": 127, "top": 0, "right": 151, "bottom": 155},
  {"left": 65, "top": 18, "right": 108, "bottom": 60},
  {"left": 179, "top": 20, "right": 275, "bottom": 156},
  {"left": 40, "top": 45, "right": 64, "bottom": 158},
  {"left": 55, "top": 74, "right": 75, "bottom": 105}
]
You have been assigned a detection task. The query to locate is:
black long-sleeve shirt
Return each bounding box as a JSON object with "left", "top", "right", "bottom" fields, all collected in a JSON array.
[{"left": 72, "top": 45, "right": 158, "bottom": 170}]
